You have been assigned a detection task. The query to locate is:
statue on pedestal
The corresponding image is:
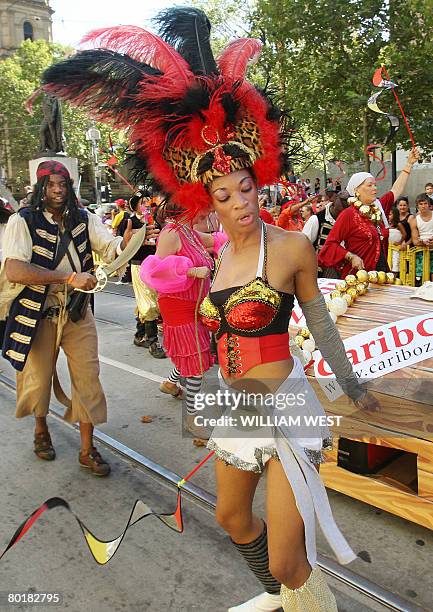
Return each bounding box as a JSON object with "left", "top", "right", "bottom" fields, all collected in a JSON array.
[{"left": 26, "top": 88, "right": 66, "bottom": 156}]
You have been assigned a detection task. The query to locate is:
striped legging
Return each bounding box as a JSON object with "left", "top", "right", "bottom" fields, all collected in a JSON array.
[{"left": 167, "top": 367, "right": 202, "bottom": 415}]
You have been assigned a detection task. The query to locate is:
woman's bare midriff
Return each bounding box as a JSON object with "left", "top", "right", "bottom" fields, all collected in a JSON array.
[{"left": 221, "top": 357, "right": 295, "bottom": 393}]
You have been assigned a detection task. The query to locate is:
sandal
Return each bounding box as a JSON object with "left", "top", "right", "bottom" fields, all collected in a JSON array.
[
  {"left": 79, "top": 447, "right": 111, "bottom": 477},
  {"left": 159, "top": 381, "right": 184, "bottom": 400},
  {"left": 34, "top": 430, "right": 56, "bottom": 461}
]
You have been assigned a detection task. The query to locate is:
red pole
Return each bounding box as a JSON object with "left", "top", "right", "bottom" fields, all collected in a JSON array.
[
  {"left": 382, "top": 65, "right": 416, "bottom": 148},
  {"left": 177, "top": 451, "right": 215, "bottom": 487}
]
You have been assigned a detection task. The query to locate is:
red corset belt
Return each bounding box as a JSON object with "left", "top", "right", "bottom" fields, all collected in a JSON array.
[
  {"left": 218, "top": 332, "right": 290, "bottom": 379},
  {"left": 158, "top": 297, "right": 197, "bottom": 326}
]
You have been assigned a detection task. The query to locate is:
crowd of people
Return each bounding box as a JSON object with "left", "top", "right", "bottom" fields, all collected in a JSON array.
[
  {"left": 1, "top": 6, "right": 432, "bottom": 612},
  {"left": 255, "top": 165, "right": 433, "bottom": 283}
]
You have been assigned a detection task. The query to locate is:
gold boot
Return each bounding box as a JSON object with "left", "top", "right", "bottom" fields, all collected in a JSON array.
[{"left": 280, "top": 567, "right": 338, "bottom": 612}]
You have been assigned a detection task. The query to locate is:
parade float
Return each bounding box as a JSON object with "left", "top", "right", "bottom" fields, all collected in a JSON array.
[{"left": 290, "top": 272, "right": 433, "bottom": 529}]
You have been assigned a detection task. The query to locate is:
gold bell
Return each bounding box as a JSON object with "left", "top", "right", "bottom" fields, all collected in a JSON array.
[
  {"left": 344, "top": 293, "right": 353, "bottom": 306},
  {"left": 395, "top": 278, "right": 403, "bottom": 285},
  {"left": 359, "top": 205, "right": 371, "bottom": 216},
  {"left": 356, "top": 282, "right": 367, "bottom": 295},
  {"left": 377, "top": 271, "right": 387, "bottom": 284},
  {"left": 386, "top": 272, "right": 395, "bottom": 283},
  {"left": 368, "top": 271, "right": 378, "bottom": 283},
  {"left": 295, "top": 335, "right": 304, "bottom": 348},
  {"left": 330, "top": 290, "right": 342, "bottom": 299},
  {"left": 356, "top": 270, "right": 368, "bottom": 283},
  {"left": 336, "top": 281, "right": 348, "bottom": 292},
  {"left": 300, "top": 327, "right": 310, "bottom": 338},
  {"left": 347, "top": 287, "right": 358, "bottom": 300},
  {"left": 345, "top": 274, "right": 357, "bottom": 286}
]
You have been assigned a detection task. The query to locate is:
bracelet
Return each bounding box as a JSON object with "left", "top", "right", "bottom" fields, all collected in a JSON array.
[
  {"left": 67, "top": 272, "right": 76, "bottom": 285},
  {"left": 402, "top": 168, "right": 411, "bottom": 175}
]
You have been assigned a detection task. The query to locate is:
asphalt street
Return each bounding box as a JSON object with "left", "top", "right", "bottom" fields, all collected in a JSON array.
[{"left": 0, "top": 282, "right": 431, "bottom": 612}]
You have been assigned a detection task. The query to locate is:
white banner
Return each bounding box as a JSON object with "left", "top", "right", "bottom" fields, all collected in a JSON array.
[
  {"left": 289, "top": 278, "right": 338, "bottom": 328},
  {"left": 313, "top": 312, "right": 433, "bottom": 401}
]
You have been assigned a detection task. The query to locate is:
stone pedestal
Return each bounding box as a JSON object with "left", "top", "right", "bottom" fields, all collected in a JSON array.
[{"left": 29, "top": 156, "right": 79, "bottom": 188}]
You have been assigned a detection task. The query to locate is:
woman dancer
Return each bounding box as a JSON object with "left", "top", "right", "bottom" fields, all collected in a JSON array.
[
  {"left": 40, "top": 7, "right": 377, "bottom": 608},
  {"left": 200, "top": 168, "right": 380, "bottom": 611}
]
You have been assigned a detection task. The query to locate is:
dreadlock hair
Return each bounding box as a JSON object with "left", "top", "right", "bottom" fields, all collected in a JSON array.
[
  {"left": 28, "top": 175, "right": 81, "bottom": 232},
  {"left": 0, "top": 202, "right": 13, "bottom": 224}
]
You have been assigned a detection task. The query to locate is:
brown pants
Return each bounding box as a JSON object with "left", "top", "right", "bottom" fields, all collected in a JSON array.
[{"left": 16, "top": 309, "right": 107, "bottom": 425}]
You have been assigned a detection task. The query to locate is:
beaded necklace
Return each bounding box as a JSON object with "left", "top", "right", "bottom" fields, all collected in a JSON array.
[
  {"left": 349, "top": 196, "right": 385, "bottom": 241},
  {"left": 348, "top": 195, "right": 382, "bottom": 225},
  {"left": 167, "top": 220, "right": 214, "bottom": 270}
]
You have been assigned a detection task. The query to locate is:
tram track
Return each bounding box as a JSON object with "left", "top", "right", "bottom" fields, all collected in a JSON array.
[{"left": 0, "top": 369, "right": 427, "bottom": 612}]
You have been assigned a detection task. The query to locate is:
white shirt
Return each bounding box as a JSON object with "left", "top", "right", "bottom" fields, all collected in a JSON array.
[
  {"left": 416, "top": 213, "right": 433, "bottom": 241},
  {"left": 0, "top": 223, "right": 6, "bottom": 262},
  {"left": 302, "top": 215, "right": 319, "bottom": 243},
  {"left": 0, "top": 210, "right": 122, "bottom": 315}
]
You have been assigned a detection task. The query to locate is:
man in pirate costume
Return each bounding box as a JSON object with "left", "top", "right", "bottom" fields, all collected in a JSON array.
[
  {"left": 38, "top": 8, "right": 378, "bottom": 610},
  {"left": 0, "top": 160, "right": 135, "bottom": 476}
]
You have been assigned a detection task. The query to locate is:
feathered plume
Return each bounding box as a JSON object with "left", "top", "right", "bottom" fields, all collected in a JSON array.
[
  {"left": 41, "top": 49, "right": 160, "bottom": 127},
  {"left": 217, "top": 39, "right": 262, "bottom": 80},
  {"left": 80, "top": 26, "right": 193, "bottom": 92},
  {"left": 154, "top": 7, "right": 218, "bottom": 76},
  {"left": 38, "top": 9, "right": 287, "bottom": 222}
]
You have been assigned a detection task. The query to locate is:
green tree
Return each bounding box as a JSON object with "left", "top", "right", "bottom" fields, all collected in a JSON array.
[
  {"left": 0, "top": 39, "right": 125, "bottom": 188},
  {"left": 253, "top": 0, "right": 433, "bottom": 168},
  {"left": 192, "top": 0, "right": 252, "bottom": 51}
]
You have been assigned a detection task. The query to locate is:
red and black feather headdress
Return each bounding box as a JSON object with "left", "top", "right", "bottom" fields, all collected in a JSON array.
[{"left": 41, "top": 7, "right": 285, "bottom": 219}]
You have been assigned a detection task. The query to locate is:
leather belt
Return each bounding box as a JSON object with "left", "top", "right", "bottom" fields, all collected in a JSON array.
[{"left": 41, "top": 306, "right": 61, "bottom": 319}]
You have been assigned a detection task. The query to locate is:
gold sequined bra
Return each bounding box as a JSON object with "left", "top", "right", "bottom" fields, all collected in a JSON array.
[{"left": 200, "top": 223, "right": 294, "bottom": 339}]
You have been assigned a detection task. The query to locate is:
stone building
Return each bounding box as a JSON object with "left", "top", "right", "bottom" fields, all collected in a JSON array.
[
  {"left": 0, "top": 0, "right": 52, "bottom": 58},
  {"left": 0, "top": 0, "right": 53, "bottom": 201}
]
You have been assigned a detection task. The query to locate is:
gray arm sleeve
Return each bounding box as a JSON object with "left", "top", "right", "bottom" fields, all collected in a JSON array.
[{"left": 300, "top": 293, "right": 366, "bottom": 401}]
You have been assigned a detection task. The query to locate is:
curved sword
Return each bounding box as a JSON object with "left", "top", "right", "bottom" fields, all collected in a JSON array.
[{"left": 75, "top": 222, "right": 148, "bottom": 293}]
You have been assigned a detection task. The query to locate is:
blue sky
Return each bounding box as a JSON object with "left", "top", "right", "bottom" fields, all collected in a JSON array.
[{"left": 50, "top": 0, "right": 182, "bottom": 47}]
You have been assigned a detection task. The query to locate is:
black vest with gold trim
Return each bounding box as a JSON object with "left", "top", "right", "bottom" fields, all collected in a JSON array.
[{"left": 2, "top": 207, "right": 93, "bottom": 371}]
